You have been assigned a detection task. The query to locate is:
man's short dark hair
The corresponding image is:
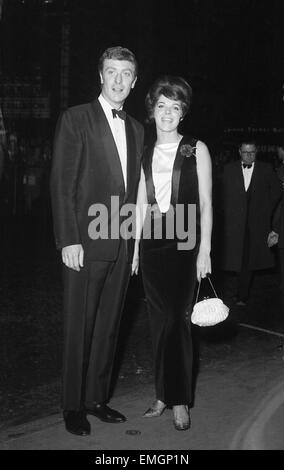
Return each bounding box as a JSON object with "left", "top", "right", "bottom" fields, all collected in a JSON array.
[
  {"left": 239, "top": 139, "right": 257, "bottom": 150},
  {"left": 98, "top": 46, "right": 138, "bottom": 77}
]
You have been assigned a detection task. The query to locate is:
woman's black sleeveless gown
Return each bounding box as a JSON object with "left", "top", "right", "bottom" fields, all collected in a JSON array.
[{"left": 141, "top": 136, "right": 200, "bottom": 406}]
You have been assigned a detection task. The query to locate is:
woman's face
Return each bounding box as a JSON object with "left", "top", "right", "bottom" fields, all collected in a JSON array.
[{"left": 153, "top": 94, "right": 183, "bottom": 134}]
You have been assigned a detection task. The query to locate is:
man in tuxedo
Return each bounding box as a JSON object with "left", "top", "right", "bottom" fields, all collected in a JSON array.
[
  {"left": 50, "top": 46, "right": 144, "bottom": 436},
  {"left": 222, "top": 139, "right": 282, "bottom": 306}
]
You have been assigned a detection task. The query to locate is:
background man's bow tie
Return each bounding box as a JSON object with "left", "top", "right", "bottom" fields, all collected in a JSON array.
[
  {"left": 112, "top": 109, "right": 126, "bottom": 120},
  {"left": 242, "top": 163, "right": 252, "bottom": 169}
]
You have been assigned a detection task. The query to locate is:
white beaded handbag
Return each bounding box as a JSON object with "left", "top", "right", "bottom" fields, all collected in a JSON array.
[{"left": 191, "top": 276, "right": 229, "bottom": 327}]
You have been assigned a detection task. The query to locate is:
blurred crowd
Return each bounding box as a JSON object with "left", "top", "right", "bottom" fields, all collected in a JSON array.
[
  {"left": 0, "top": 132, "right": 52, "bottom": 218},
  {"left": 0, "top": 132, "right": 282, "bottom": 224},
  {"left": 0, "top": 131, "right": 284, "bottom": 319}
]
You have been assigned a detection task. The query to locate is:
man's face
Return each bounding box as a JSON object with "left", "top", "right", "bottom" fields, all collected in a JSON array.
[
  {"left": 100, "top": 59, "right": 137, "bottom": 108},
  {"left": 239, "top": 143, "right": 257, "bottom": 165}
]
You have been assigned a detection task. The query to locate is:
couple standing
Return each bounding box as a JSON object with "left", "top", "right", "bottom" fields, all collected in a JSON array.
[{"left": 50, "top": 46, "right": 212, "bottom": 436}]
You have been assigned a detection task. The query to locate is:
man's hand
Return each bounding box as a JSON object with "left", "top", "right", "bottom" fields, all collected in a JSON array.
[
  {"left": 267, "top": 231, "right": 279, "bottom": 248},
  {"left": 62, "top": 244, "right": 84, "bottom": 271}
]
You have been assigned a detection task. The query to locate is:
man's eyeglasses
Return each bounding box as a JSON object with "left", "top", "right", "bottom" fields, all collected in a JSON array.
[{"left": 240, "top": 151, "right": 256, "bottom": 155}]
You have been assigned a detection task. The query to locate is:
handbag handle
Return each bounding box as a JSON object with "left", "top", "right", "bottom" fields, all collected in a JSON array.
[{"left": 194, "top": 275, "right": 218, "bottom": 304}]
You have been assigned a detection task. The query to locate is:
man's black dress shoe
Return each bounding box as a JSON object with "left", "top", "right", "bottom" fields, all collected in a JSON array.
[
  {"left": 86, "top": 404, "right": 126, "bottom": 423},
  {"left": 63, "top": 410, "right": 91, "bottom": 436}
]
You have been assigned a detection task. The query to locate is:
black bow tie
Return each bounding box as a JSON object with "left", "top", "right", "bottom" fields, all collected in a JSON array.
[
  {"left": 112, "top": 109, "right": 126, "bottom": 120},
  {"left": 242, "top": 163, "right": 252, "bottom": 169}
]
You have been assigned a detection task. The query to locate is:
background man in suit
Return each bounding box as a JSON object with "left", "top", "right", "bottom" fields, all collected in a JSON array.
[
  {"left": 275, "top": 144, "right": 284, "bottom": 186},
  {"left": 222, "top": 139, "right": 282, "bottom": 307},
  {"left": 0, "top": 143, "right": 4, "bottom": 181},
  {"left": 50, "top": 46, "right": 144, "bottom": 436},
  {"left": 267, "top": 143, "right": 284, "bottom": 308}
]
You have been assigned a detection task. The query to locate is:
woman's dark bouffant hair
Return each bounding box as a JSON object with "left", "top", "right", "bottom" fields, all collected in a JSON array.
[{"left": 145, "top": 75, "right": 192, "bottom": 122}]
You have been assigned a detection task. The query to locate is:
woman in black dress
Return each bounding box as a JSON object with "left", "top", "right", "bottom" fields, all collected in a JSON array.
[{"left": 132, "top": 75, "right": 212, "bottom": 431}]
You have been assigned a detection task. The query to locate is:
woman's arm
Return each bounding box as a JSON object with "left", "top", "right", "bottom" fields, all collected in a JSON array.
[
  {"left": 196, "top": 140, "right": 213, "bottom": 281},
  {"left": 132, "top": 167, "right": 148, "bottom": 275}
]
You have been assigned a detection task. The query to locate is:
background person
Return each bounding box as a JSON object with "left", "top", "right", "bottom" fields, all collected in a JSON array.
[
  {"left": 222, "top": 139, "right": 282, "bottom": 306},
  {"left": 267, "top": 143, "right": 284, "bottom": 308},
  {"left": 275, "top": 143, "right": 284, "bottom": 185}
]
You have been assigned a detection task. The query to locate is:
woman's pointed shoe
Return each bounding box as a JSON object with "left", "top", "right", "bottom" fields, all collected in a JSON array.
[
  {"left": 173, "top": 406, "right": 191, "bottom": 431},
  {"left": 143, "top": 400, "right": 167, "bottom": 418}
]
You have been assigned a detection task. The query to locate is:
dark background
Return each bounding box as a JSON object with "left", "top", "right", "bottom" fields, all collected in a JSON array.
[
  {"left": 1, "top": 0, "right": 284, "bottom": 148},
  {"left": 0, "top": 0, "right": 284, "bottom": 427}
]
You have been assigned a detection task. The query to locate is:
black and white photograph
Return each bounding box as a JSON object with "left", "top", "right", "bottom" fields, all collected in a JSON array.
[{"left": 0, "top": 0, "right": 284, "bottom": 454}]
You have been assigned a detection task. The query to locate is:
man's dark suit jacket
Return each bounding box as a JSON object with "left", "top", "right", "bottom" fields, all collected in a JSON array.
[
  {"left": 50, "top": 99, "right": 144, "bottom": 262},
  {"left": 222, "top": 160, "right": 282, "bottom": 272}
]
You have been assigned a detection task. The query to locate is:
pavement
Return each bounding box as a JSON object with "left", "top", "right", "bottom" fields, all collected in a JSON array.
[
  {"left": 1, "top": 217, "right": 284, "bottom": 453},
  {"left": 1, "top": 321, "right": 284, "bottom": 452}
]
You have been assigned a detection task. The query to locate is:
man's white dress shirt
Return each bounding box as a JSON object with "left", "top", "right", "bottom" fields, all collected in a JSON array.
[
  {"left": 242, "top": 162, "right": 254, "bottom": 191},
  {"left": 98, "top": 94, "right": 127, "bottom": 190}
]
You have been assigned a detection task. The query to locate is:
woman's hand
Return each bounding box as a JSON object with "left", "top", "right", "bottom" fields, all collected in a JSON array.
[
  {"left": 196, "top": 248, "right": 211, "bottom": 281},
  {"left": 131, "top": 255, "right": 139, "bottom": 276}
]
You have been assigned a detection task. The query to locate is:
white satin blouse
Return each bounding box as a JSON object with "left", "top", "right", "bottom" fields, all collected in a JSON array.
[{"left": 152, "top": 142, "right": 179, "bottom": 213}]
